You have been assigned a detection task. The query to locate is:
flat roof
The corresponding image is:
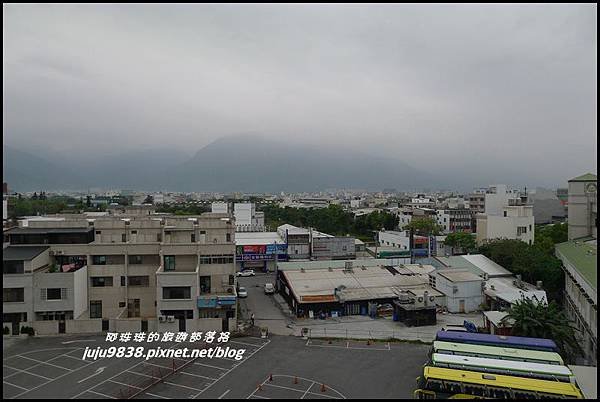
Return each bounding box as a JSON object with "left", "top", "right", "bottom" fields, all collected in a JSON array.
[
  {"left": 436, "top": 254, "right": 512, "bottom": 278},
  {"left": 282, "top": 264, "right": 442, "bottom": 303},
  {"left": 437, "top": 269, "right": 483, "bottom": 283},
  {"left": 235, "top": 232, "right": 284, "bottom": 246},
  {"left": 555, "top": 240, "right": 597, "bottom": 291},
  {"left": 5, "top": 227, "right": 93, "bottom": 235},
  {"left": 484, "top": 276, "right": 547, "bottom": 305},
  {"left": 3, "top": 246, "right": 49, "bottom": 261},
  {"left": 483, "top": 310, "right": 513, "bottom": 327}
]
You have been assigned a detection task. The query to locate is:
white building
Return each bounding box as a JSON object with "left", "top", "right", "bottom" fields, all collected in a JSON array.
[
  {"left": 211, "top": 202, "right": 229, "bottom": 214},
  {"left": 234, "top": 203, "right": 265, "bottom": 231},
  {"left": 567, "top": 173, "right": 597, "bottom": 240},
  {"left": 429, "top": 269, "right": 484, "bottom": 313},
  {"left": 476, "top": 185, "right": 535, "bottom": 245}
]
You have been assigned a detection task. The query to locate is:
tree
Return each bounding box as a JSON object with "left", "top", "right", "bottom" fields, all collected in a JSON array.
[
  {"left": 403, "top": 217, "right": 443, "bottom": 236},
  {"left": 502, "top": 298, "right": 582, "bottom": 363},
  {"left": 444, "top": 232, "right": 477, "bottom": 255},
  {"left": 478, "top": 239, "right": 564, "bottom": 303}
]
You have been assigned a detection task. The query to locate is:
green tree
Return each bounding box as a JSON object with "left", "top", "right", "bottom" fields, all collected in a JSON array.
[
  {"left": 403, "top": 217, "right": 443, "bottom": 236},
  {"left": 502, "top": 298, "right": 582, "bottom": 363},
  {"left": 444, "top": 232, "right": 477, "bottom": 255},
  {"left": 478, "top": 239, "right": 564, "bottom": 302}
]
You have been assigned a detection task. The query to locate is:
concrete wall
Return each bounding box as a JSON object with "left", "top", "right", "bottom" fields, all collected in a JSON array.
[
  {"left": 2, "top": 273, "right": 34, "bottom": 318},
  {"left": 33, "top": 271, "right": 75, "bottom": 313},
  {"left": 73, "top": 266, "right": 88, "bottom": 319},
  {"left": 568, "top": 180, "right": 597, "bottom": 240},
  {"left": 433, "top": 274, "right": 483, "bottom": 313}
]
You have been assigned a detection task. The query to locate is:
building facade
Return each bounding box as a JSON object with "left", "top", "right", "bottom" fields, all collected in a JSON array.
[{"left": 3, "top": 209, "right": 238, "bottom": 336}]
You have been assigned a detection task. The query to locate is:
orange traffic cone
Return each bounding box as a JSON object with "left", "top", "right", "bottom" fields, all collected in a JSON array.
[
  {"left": 321, "top": 383, "right": 327, "bottom": 392},
  {"left": 294, "top": 376, "right": 299, "bottom": 384}
]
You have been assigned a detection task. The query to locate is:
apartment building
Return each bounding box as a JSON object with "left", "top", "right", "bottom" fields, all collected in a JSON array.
[
  {"left": 476, "top": 185, "right": 535, "bottom": 245},
  {"left": 436, "top": 209, "right": 474, "bottom": 234},
  {"left": 233, "top": 203, "right": 265, "bottom": 232},
  {"left": 276, "top": 224, "right": 355, "bottom": 261},
  {"left": 555, "top": 172, "right": 597, "bottom": 366},
  {"left": 467, "top": 190, "right": 486, "bottom": 214},
  {"left": 3, "top": 208, "right": 237, "bottom": 336}
]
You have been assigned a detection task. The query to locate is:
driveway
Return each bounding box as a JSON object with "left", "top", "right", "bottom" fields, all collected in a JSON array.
[{"left": 237, "top": 273, "right": 294, "bottom": 336}]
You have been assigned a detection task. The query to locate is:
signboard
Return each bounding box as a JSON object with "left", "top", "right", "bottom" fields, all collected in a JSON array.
[
  {"left": 243, "top": 245, "right": 266, "bottom": 254},
  {"left": 265, "top": 244, "right": 287, "bottom": 255},
  {"left": 429, "top": 236, "right": 436, "bottom": 255}
]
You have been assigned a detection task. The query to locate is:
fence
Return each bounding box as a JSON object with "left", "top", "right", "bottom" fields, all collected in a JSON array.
[{"left": 305, "top": 327, "right": 435, "bottom": 342}]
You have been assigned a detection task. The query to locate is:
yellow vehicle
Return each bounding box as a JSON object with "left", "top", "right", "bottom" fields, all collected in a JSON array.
[{"left": 414, "top": 366, "right": 583, "bottom": 399}]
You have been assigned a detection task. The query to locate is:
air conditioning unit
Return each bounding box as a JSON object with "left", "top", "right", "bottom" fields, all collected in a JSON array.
[
  {"left": 167, "top": 316, "right": 175, "bottom": 323},
  {"left": 158, "top": 315, "right": 166, "bottom": 323}
]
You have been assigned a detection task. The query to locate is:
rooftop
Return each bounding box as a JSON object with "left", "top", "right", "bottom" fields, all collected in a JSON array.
[
  {"left": 437, "top": 269, "right": 483, "bottom": 283},
  {"left": 568, "top": 173, "right": 597, "bottom": 182},
  {"left": 555, "top": 239, "right": 597, "bottom": 291},
  {"left": 435, "top": 254, "right": 512, "bottom": 278},
  {"left": 3, "top": 246, "right": 49, "bottom": 261},
  {"left": 5, "top": 227, "right": 93, "bottom": 235},
  {"left": 235, "top": 231, "right": 285, "bottom": 246}
]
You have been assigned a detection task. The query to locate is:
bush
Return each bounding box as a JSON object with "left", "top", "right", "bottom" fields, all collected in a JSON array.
[
  {"left": 20, "top": 326, "right": 35, "bottom": 336},
  {"left": 3, "top": 326, "right": 9, "bottom": 335}
]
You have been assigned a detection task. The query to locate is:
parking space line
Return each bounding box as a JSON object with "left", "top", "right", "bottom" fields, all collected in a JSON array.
[
  {"left": 163, "top": 381, "right": 202, "bottom": 392},
  {"left": 218, "top": 390, "right": 230, "bottom": 399},
  {"left": 179, "top": 371, "right": 218, "bottom": 380},
  {"left": 3, "top": 364, "right": 54, "bottom": 381},
  {"left": 3, "top": 380, "right": 30, "bottom": 391},
  {"left": 125, "top": 370, "right": 154, "bottom": 379},
  {"left": 144, "top": 361, "right": 172, "bottom": 370},
  {"left": 18, "top": 355, "right": 73, "bottom": 371},
  {"left": 108, "top": 379, "right": 143, "bottom": 389},
  {"left": 4, "top": 349, "right": 85, "bottom": 381},
  {"left": 192, "top": 339, "right": 271, "bottom": 399},
  {"left": 146, "top": 392, "right": 170, "bottom": 399},
  {"left": 300, "top": 382, "right": 315, "bottom": 399},
  {"left": 249, "top": 395, "right": 269, "bottom": 399},
  {"left": 229, "top": 340, "right": 263, "bottom": 347},
  {"left": 62, "top": 354, "right": 86, "bottom": 361},
  {"left": 87, "top": 390, "right": 117, "bottom": 399},
  {"left": 193, "top": 362, "right": 229, "bottom": 371}
]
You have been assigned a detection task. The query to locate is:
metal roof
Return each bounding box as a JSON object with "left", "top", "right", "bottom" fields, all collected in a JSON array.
[
  {"left": 3, "top": 246, "right": 49, "bottom": 261},
  {"left": 5, "top": 227, "right": 93, "bottom": 235}
]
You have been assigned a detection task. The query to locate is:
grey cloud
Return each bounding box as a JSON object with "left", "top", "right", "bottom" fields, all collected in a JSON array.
[{"left": 2, "top": 3, "right": 597, "bottom": 188}]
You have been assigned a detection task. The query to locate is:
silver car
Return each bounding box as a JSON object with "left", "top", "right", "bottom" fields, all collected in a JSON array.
[{"left": 237, "top": 287, "right": 248, "bottom": 298}]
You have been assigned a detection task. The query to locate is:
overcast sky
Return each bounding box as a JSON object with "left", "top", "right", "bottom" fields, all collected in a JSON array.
[{"left": 3, "top": 3, "right": 597, "bottom": 187}]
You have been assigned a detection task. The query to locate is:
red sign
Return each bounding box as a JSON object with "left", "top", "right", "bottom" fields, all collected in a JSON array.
[{"left": 243, "top": 245, "right": 266, "bottom": 254}]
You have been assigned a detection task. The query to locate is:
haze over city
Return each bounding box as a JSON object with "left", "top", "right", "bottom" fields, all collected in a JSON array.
[{"left": 3, "top": 3, "right": 597, "bottom": 189}]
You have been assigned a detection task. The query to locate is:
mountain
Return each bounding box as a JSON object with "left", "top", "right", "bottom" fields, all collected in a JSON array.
[
  {"left": 164, "top": 135, "right": 441, "bottom": 192},
  {"left": 4, "top": 136, "right": 442, "bottom": 192}
]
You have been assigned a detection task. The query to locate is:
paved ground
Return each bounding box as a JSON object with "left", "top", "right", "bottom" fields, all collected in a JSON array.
[
  {"left": 3, "top": 333, "right": 429, "bottom": 399},
  {"left": 237, "top": 273, "right": 295, "bottom": 336},
  {"left": 237, "top": 272, "right": 484, "bottom": 341}
]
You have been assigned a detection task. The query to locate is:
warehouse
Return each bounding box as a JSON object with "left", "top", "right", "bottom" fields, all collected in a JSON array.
[
  {"left": 276, "top": 259, "right": 442, "bottom": 325},
  {"left": 235, "top": 231, "right": 287, "bottom": 272}
]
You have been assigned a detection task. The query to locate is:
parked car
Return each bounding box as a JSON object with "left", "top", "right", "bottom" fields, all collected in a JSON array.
[
  {"left": 236, "top": 269, "right": 255, "bottom": 277},
  {"left": 237, "top": 287, "right": 248, "bottom": 298},
  {"left": 264, "top": 283, "right": 275, "bottom": 294},
  {"left": 376, "top": 303, "right": 394, "bottom": 317}
]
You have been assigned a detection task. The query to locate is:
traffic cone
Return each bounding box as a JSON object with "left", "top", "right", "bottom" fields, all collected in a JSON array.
[
  {"left": 269, "top": 373, "right": 273, "bottom": 382},
  {"left": 294, "top": 376, "right": 298, "bottom": 384},
  {"left": 321, "top": 383, "right": 327, "bottom": 392}
]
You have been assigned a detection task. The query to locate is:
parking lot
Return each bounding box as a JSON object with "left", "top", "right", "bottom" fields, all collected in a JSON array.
[{"left": 3, "top": 334, "right": 429, "bottom": 399}]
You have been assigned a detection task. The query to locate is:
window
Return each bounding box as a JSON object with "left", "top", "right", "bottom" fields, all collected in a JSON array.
[
  {"left": 128, "top": 276, "right": 149, "bottom": 287},
  {"left": 3, "top": 288, "right": 24, "bottom": 302},
  {"left": 199, "top": 255, "right": 234, "bottom": 264},
  {"left": 128, "top": 255, "right": 143, "bottom": 265},
  {"left": 162, "top": 287, "right": 191, "bottom": 299},
  {"left": 200, "top": 231, "right": 206, "bottom": 235},
  {"left": 503, "top": 211, "right": 507, "bottom": 217},
  {"left": 191, "top": 233, "right": 196, "bottom": 242},
  {"left": 121, "top": 276, "right": 126, "bottom": 286},
  {"left": 91, "top": 277, "right": 113, "bottom": 287},
  {"left": 3, "top": 261, "right": 24, "bottom": 274},
  {"left": 164, "top": 256, "right": 176, "bottom": 271},
  {"left": 122, "top": 233, "right": 127, "bottom": 243},
  {"left": 226, "top": 233, "right": 231, "bottom": 242},
  {"left": 131, "top": 230, "right": 137, "bottom": 235},
  {"left": 157, "top": 233, "right": 162, "bottom": 242},
  {"left": 46, "top": 288, "right": 63, "bottom": 300},
  {"left": 517, "top": 226, "right": 527, "bottom": 235},
  {"left": 95, "top": 230, "right": 102, "bottom": 235},
  {"left": 92, "top": 255, "right": 107, "bottom": 265},
  {"left": 90, "top": 301, "right": 102, "bottom": 318},
  {"left": 200, "top": 276, "right": 211, "bottom": 294}
]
